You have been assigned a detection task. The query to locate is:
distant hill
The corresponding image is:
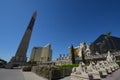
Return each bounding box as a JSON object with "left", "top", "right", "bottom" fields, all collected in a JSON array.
[{"left": 90, "top": 34, "right": 120, "bottom": 54}]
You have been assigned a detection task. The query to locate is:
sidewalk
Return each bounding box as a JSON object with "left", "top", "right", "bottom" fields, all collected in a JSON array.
[
  {"left": 22, "top": 71, "right": 48, "bottom": 80},
  {"left": 102, "top": 69, "right": 120, "bottom": 80},
  {"left": 60, "top": 76, "right": 70, "bottom": 80}
]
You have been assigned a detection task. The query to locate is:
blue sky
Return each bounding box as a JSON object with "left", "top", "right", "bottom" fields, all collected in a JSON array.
[{"left": 0, "top": 0, "right": 120, "bottom": 62}]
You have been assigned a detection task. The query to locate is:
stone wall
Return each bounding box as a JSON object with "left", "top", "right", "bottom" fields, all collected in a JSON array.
[{"left": 32, "top": 65, "right": 73, "bottom": 80}]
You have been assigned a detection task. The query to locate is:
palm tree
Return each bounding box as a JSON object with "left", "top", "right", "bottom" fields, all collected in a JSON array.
[
  {"left": 104, "top": 35, "right": 111, "bottom": 51},
  {"left": 70, "top": 45, "right": 75, "bottom": 64},
  {"left": 106, "top": 32, "right": 116, "bottom": 52},
  {"left": 81, "top": 49, "right": 86, "bottom": 64},
  {"left": 90, "top": 42, "right": 97, "bottom": 54},
  {"left": 100, "top": 40, "right": 107, "bottom": 53}
]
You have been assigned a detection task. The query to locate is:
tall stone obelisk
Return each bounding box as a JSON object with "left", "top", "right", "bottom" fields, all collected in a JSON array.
[{"left": 8, "top": 12, "right": 37, "bottom": 68}]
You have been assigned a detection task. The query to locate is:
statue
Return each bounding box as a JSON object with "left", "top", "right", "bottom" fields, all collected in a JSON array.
[
  {"left": 106, "top": 51, "right": 113, "bottom": 62},
  {"left": 106, "top": 51, "right": 119, "bottom": 70},
  {"left": 70, "top": 62, "right": 89, "bottom": 80}
]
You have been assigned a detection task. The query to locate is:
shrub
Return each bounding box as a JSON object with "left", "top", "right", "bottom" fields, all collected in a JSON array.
[
  {"left": 56, "top": 64, "right": 79, "bottom": 69},
  {"left": 27, "top": 61, "right": 37, "bottom": 66},
  {"left": 22, "top": 66, "right": 32, "bottom": 71},
  {"left": 12, "top": 64, "right": 19, "bottom": 67}
]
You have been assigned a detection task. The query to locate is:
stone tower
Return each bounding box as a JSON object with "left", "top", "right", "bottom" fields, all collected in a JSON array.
[{"left": 7, "top": 12, "right": 37, "bottom": 68}]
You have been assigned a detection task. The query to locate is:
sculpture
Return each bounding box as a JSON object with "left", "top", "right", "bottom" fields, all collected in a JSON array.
[
  {"left": 106, "top": 51, "right": 119, "bottom": 71},
  {"left": 106, "top": 51, "right": 113, "bottom": 62},
  {"left": 70, "top": 62, "right": 89, "bottom": 80},
  {"left": 95, "top": 61, "right": 107, "bottom": 78},
  {"left": 86, "top": 61, "right": 101, "bottom": 80},
  {"left": 70, "top": 49, "right": 119, "bottom": 80}
]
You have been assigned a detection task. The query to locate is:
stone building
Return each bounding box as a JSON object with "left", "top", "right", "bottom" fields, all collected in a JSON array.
[
  {"left": 69, "top": 46, "right": 79, "bottom": 57},
  {"left": 69, "top": 42, "right": 91, "bottom": 58},
  {"left": 30, "top": 44, "right": 52, "bottom": 62},
  {"left": 55, "top": 54, "right": 72, "bottom": 65}
]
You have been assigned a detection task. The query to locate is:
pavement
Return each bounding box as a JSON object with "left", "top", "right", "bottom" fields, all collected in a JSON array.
[
  {"left": 101, "top": 69, "right": 120, "bottom": 80},
  {"left": 0, "top": 69, "right": 24, "bottom": 80},
  {"left": 22, "top": 71, "right": 47, "bottom": 80},
  {"left": 0, "top": 69, "right": 47, "bottom": 80}
]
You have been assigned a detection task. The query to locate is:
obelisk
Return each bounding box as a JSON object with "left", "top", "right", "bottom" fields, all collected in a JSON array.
[{"left": 8, "top": 11, "right": 37, "bottom": 68}]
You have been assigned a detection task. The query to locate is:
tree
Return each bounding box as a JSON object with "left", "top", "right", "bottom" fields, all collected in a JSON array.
[
  {"left": 108, "top": 32, "right": 116, "bottom": 51},
  {"left": 106, "top": 32, "right": 116, "bottom": 52},
  {"left": 70, "top": 45, "right": 75, "bottom": 64},
  {"left": 90, "top": 42, "right": 97, "bottom": 54},
  {"left": 100, "top": 40, "right": 107, "bottom": 53},
  {"left": 106, "top": 32, "right": 111, "bottom": 36},
  {"left": 81, "top": 49, "right": 86, "bottom": 64},
  {"left": 104, "top": 35, "right": 111, "bottom": 51}
]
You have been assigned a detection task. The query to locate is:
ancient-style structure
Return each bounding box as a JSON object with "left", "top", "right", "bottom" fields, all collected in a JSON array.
[
  {"left": 55, "top": 54, "right": 72, "bottom": 65},
  {"left": 69, "top": 42, "right": 91, "bottom": 58},
  {"left": 90, "top": 34, "right": 120, "bottom": 54},
  {"left": 70, "top": 51, "right": 119, "bottom": 80},
  {"left": 30, "top": 44, "right": 52, "bottom": 62},
  {"left": 78, "top": 42, "right": 91, "bottom": 57},
  {"left": 6, "top": 12, "right": 37, "bottom": 68}
]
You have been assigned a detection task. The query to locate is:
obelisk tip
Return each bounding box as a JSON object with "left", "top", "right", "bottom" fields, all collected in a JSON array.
[{"left": 33, "top": 11, "right": 37, "bottom": 19}]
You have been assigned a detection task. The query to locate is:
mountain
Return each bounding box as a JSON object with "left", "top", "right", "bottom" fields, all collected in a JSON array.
[{"left": 90, "top": 34, "right": 120, "bottom": 54}]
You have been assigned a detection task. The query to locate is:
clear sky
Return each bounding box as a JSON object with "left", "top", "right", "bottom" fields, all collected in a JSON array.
[{"left": 0, "top": 0, "right": 120, "bottom": 62}]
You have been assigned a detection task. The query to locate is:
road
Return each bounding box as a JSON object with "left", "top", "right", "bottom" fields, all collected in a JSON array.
[{"left": 0, "top": 69, "right": 24, "bottom": 80}]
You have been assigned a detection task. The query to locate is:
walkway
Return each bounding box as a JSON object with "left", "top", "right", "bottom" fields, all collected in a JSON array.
[
  {"left": 23, "top": 71, "right": 47, "bottom": 80},
  {"left": 0, "top": 69, "right": 24, "bottom": 80},
  {"left": 0, "top": 69, "right": 47, "bottom": 80}
]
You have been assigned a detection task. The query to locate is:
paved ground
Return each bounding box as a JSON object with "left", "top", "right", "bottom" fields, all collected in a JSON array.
[
  {"left": 102, "top": 69, "right": 120, "bottom": 80},
  {"left": 23, "top": 71, "right": 47, "bottom": 80},
  {"left": 0, "top": 69, "right": 24, "bottom": 80},
  {"left": 60, "top": 76, "right": 70, "bottom": 80},
  {"left": 0, "top": 69, "right": 47, "bottom": 80}
]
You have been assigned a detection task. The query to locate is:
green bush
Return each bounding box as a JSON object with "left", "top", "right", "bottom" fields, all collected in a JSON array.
[
  {"left": 22, "top": 66, "right": 32, "bottom": 71},
  {"left": 27, "top": 61, "right": 37, "bottom": 66},
  {"left": 56, "top": 64, "right": 79, "bottom": 70},
  {"left": 12, "top": 64, "right": 19, "bottom": 67},
  {"left": 0, "top": 65, "right": 5, "bottom": 68}
]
